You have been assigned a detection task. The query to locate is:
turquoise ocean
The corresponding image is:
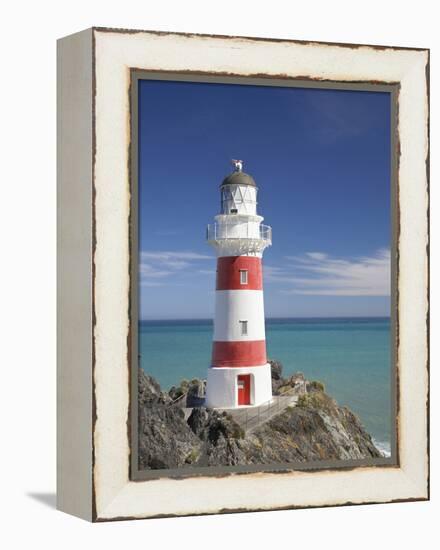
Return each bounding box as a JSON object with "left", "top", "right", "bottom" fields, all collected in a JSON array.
[{"left": 139, "top": 317, "right": 392, "bottom": 454}]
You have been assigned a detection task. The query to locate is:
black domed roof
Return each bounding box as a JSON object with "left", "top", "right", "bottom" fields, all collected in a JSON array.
[{"left": 221, "top": 171, "right": 256, "bottom": 188}]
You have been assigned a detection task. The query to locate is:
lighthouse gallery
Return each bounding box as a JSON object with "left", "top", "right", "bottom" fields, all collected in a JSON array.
[{"left": 205, "top": 161, "right": 273, "bottom": 409}]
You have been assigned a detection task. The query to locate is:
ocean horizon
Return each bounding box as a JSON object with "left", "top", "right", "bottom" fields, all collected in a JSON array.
[
  {"left": 140, "top": 316, "right": 390, "bottom": 322},
  {"left": 139, "top": 316, "right": 392, "bottom": 455}
]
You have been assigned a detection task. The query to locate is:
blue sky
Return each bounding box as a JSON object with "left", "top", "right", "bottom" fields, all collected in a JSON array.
[{"left": 138, "top": 79, "right": 391, "bottom": 320}]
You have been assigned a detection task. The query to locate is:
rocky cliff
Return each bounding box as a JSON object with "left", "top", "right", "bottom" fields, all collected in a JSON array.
[{"left": 138, "top": 362, "right": 381, "bottom": 470}]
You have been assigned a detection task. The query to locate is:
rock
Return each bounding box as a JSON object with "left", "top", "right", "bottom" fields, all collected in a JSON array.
[
  {"left": 288, "top": 390, "right": 381, "bottom": 459},
  {"left": 276, "top": 372, "right": 307, "bottom": 396},
  {"left": 138, "top": 363, "right": 382, "bottom": 470},
  {"left": 188, "top": 379, "right": 206, "bottom": 397},
  {"left": 186, "top": 379, "right": 206, "bottom": 407},
  {"left": 269, "top": 360, "right": 284, "bottom": 393},
  {"left": 138, "top": 370, "right": 201, "bottom": 469},
  {"left": 188, "top": 408, "right": 244, "bottom": 443},
  {"left": 307, "top": 380, "right": 325, "bottom": 393},
  {"left": 139, "top": 369, "right": 171, "bottom": 406},
  {"left": 138, "top": 404, "right": 202, "bottom": 469},
  {"left": 168, "top": 378, "right": 206, "bottom": 406},
  {"left": 168, "top": 379, "right": 189, "bottom": 402},
  {"left": 187, "top": 408, "right": 247, "bottom": 466},
  {"left": 270, "top": 360, "right": 283, "bottom": 380},
  {"left": 187, "top": 407, "right": 211, "bottom": 438},
  {"left": 270, "top": 361, "right": 307, "bottom": 396},
  {"left": 214, "top": 390, "right": 381, "bottom": 465}
]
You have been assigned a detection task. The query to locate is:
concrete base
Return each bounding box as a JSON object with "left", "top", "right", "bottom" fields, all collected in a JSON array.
[{"left": 205, "top": 363, "right": 272, "bottom": 409}]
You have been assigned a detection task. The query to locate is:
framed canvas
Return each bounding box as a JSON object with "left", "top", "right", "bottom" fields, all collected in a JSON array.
[{"left": 57, "top": 27, "right": 429, "bottom": 522}]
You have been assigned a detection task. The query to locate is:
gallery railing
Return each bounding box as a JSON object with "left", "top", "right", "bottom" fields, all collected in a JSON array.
[
  {"left": 170, "top": 392, "right": 188, "bottom": 406},
  {"left": 153, "top": 381, "right": 303, "bottom": 434},
  {"left": 231, "top": 385, "right": 304, "bottom": 433},
  {"left": 206, "top": 223, "right": 272, "bottom": 244}
]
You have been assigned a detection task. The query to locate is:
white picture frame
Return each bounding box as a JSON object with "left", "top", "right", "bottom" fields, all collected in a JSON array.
[{"left": 57, "top": 27, "right": 429, "bottom": 521}]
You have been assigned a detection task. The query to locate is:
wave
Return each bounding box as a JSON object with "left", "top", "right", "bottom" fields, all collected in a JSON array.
[{"left": 373, "top": 439, "right": 391, "bottom": 458}]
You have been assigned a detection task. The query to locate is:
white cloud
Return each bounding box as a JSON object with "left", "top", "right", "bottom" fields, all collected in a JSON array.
[
  {"left": 139, "top": 250, "right": 213, "bottom": 285},
  {"left": 139, "top": 280, "right": 165, "bottom": 287},
  {"left": 266, "top": 248, "right": 390, "bottom": 296},
  {"left": 262, "top": 265, "right": 285, "bottom": 279},
  {"left": 139, "top": 263, "right": 172, "bottom": 279},
  {"left": 304, "top": 252, "right": 328, "bottom": 261}
]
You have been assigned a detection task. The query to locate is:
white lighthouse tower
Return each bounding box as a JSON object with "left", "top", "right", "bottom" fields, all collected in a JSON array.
[{"left": 205, "top": 160, "right": 273, "bottom": 409}]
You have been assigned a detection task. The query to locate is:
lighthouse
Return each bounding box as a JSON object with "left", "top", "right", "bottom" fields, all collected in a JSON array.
[{"left": 205, "top": 160, "right": 273, "bottom": 409}]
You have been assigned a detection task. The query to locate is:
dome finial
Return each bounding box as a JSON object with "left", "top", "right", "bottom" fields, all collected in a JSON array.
[{"left": 231, "top": 159, "right": 243, "bottom": 172}]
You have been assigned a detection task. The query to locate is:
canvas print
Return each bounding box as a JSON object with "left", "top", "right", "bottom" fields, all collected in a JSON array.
[{"left": 135, "top": 77, "right": 395, "bottom": 474}]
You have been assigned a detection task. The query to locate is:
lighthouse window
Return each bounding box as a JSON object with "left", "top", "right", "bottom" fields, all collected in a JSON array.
[
  {"left": 239, "top": 320, "right": 248, "bottom": 336},
  {"left": 239, "top": 270, "right": 248, "bottom": 285}
]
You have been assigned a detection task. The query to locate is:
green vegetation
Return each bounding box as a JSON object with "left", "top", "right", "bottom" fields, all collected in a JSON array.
[
  {"left": 297, "top": 394, "right": 312, "bottom": 408},
  {"left": 308, "top": 380, "right": 325, "bottom": 392},
  {"left": 297, "top": 390, "right": 329, "bottom": 410},
  {"left": 169, "top": 378, "right": 191, "bottom": 400},
  {"left": 185, "top": 447, "right": 200, "bottom": 464},
  {"left": 278, "top": 385, "right": 294, "bottom": 395},
  {"left": 226, "top": 414, "right": 245, "bottom": 439}
]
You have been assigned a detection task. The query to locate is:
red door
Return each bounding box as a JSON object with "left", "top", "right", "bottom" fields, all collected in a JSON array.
[{"left": 237, "top": 375, "right": 251, "bottom": 405}]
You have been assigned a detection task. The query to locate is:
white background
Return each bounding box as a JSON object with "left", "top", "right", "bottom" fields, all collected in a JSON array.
[{"left": 0, "top": 0, "right": 437, "bottom": 547}]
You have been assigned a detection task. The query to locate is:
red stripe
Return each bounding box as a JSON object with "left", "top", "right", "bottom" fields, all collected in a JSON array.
[
  {"left": 211, "top": 340, "right": 267, "bottom": 367},
  {"left": 216, "top": 256, "right": 262, "bottom": 290}
]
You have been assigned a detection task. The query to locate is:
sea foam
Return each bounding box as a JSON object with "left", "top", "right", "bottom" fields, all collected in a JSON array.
[{"left": 373, "top": 439, "right": 391, "bottom": 458}]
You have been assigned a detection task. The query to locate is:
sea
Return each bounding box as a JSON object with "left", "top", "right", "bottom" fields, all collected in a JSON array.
[{"left": 139, "top": 317, "right": 392, "bottom": 456}]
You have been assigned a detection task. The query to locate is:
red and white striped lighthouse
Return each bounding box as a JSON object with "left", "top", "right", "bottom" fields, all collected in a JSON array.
[{"left": 205, "top": 160, "right": 272, "bottom": 409}]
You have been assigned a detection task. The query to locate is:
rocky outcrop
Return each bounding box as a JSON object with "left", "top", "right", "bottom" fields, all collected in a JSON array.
[
  {"left": 168, "top": 378, "right": 206, "bottom": 407},
  {"left": 139, "top": 370, "right": 171, "bottom": 406},
  {"left": 187, "top": 408, "right": 247, "bottom": 466},
  {"left": 270, "top": 360, "right": 284, "bottom": 393},
  {"left": 244, "top": 390, "right": 381, "bottom": 463},
  {"left": 138, "top": 370, "right": 202, "bottom": 469},
  {"left": 138, "top": 362, "right": 382, "bottom": 470}
]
